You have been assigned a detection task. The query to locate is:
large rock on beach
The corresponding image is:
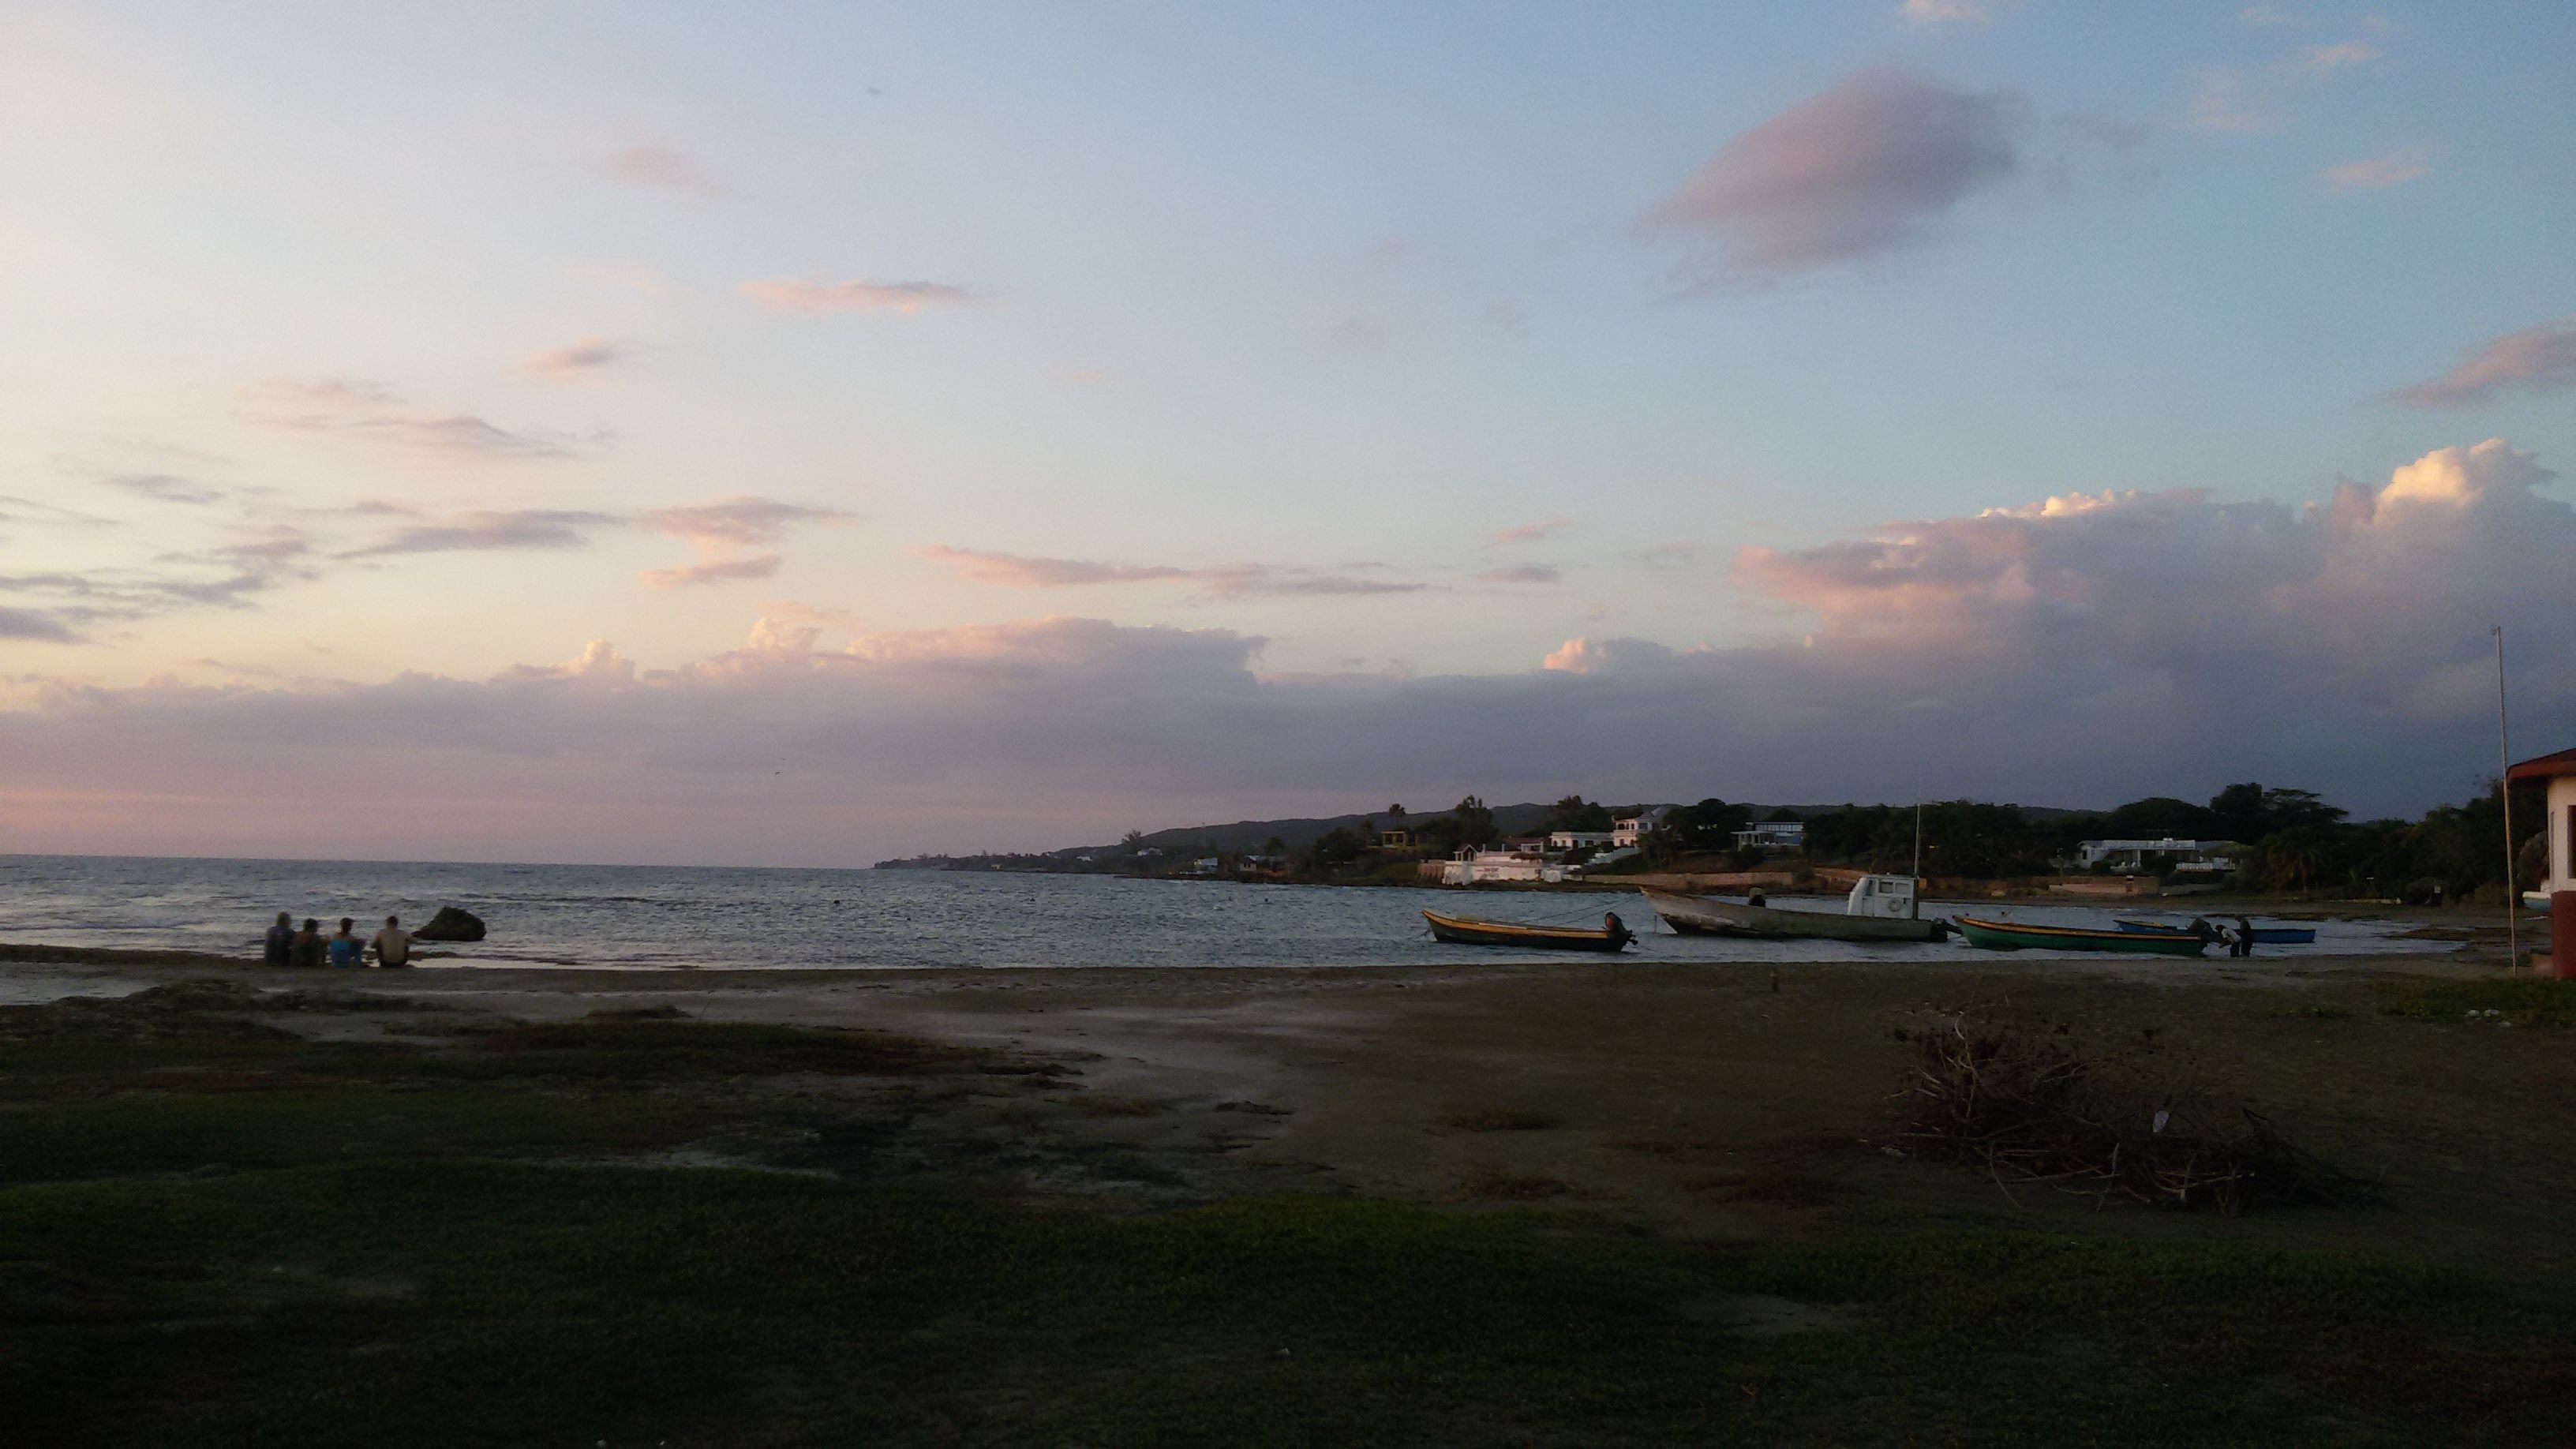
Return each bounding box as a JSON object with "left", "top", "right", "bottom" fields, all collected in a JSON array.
[{"left": 414, "top": 906, "right": 487, "bottom": 942}]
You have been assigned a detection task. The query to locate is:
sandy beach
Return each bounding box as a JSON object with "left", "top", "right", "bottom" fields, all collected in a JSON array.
[
  {"left": 11, "top": 938, "right": 2567, "bottom": 1269},
  {"left": 8, "top": 929, "right": 2576, "bottom": 1442}
]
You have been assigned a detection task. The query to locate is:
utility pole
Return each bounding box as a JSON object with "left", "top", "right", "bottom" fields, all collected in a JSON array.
[
  {"left": 1911, "top": 801, "right": 1923, "bottom": 919},
  {"left": 2496, "top": 626, "right": 2519, "bottom": 972}
]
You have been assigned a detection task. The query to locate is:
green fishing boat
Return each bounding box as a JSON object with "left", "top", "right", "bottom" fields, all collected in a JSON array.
[{"left": 1954, "top": 915, "right": 2211, "bottom": 956}]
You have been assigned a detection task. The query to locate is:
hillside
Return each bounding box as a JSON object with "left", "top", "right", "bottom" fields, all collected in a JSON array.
[{"left": 1076, "top": 802, "right": 1560, "bottom": 858}]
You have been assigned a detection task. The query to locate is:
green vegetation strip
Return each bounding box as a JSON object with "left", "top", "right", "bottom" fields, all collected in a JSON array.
[
  {"left": 8, "top": 1169, "right": 2572, "bottom": 1446},
  {"left": 2375, "top": 977, "right": 2576, "bottom": 1027}
]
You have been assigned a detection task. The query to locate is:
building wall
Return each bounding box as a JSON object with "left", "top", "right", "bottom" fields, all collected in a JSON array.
[{"left": 2553, "top": 777, "right": 2576, "bottom": 894}]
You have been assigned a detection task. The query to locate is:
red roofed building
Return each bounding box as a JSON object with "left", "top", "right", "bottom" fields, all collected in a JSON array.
[
  {"left": 2507, "top": 747, "right": 2576, "bottom": 975},
  {"left": 2507, "top": 748, "right": 2576, "bottom": 900}
]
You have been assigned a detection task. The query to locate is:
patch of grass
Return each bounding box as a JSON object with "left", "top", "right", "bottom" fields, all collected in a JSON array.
[
  {"left": 4, "top": 1166, "right": 2572, "bottom": 1445},
  {"left": 0, "top": 1088, "right": 730, "bottom": 1187},
  {"left": 456, "top": 1017, "right": 1012, "bottom": 1080},
  {"left": 2375, "top": 976, "right": 2576, "bottom": 1027},
  {"left": 7, "top": 989, "right": 2574, "bottom": 1443},
  {"left": 1687, "top": 1167, "right": 1849, "bottom": 1209},
  {"left": 1436, "top": 1108, "right": 1562, "bottom": 1133}
]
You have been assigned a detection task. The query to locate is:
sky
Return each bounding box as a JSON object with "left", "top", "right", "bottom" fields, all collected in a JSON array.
[{"left": 2, "top": 1, "right": 2572, "bottom": 866}]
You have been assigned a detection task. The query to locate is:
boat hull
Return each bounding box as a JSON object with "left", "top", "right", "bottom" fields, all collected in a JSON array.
[
  {"left": 1421, "top": 909, "right": 1631, "bottom": 953},
  {"left": 2116, "top": 919, "right": 2317, "bottom": 945},
  {"left": 1638, "top": 888, "right": 1948, "bottom": 943},
  {"left": 1958, "top": 915, "right": 2207, "bottom": 955}
]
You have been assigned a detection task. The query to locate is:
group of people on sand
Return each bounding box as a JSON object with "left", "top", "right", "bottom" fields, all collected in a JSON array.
[{"left": 260, "top": 912, "right": 414, "bottom": 968}]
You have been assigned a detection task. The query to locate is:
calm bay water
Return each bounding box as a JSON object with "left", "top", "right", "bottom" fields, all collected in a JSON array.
[{"left": 0, "top": 855, "right": 2446, "bottom": 970}]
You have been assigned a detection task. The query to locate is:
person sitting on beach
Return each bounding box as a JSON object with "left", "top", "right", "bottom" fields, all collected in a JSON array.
[
  {"left": 370, "top": 915, "right": 413, "bottom": 968},
  {"left": 290, "top": 918, "right": 325, "bottom": 968},
  {"left": 263, "top": 912, "right": 294, "bottom": 968},
  {"left": 327, "top": 917, "right": 365, "bottom": 970}
]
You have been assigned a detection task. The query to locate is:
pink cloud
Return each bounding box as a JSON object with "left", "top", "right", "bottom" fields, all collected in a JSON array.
[
  {"left": 1491, "top": 516, "right": 1572, "bottom": 545},
  {"left": 915, "top": 545, "right": 1192, "bottom": 588},
  {"left": 640, "top": 496, "right": 848, "bottom": 589},
  {"left": 1324, "top": 316, "right": 1383, "bottom": 351},
  {"left": 340, "top": 509, "right": 621, "bottom": 559},
  {"left": 597, "top": 144, "right": 731, "bottom": 197},
  {"left": 6, "top": 444, "right": 2569, "bottom": 866},
  {"left": 238, "top": 378, "right": 576, "bottom": 458},
  {"left": 2324, "top": 146, "right": 2428, "bottom": 193},
  {"left": 2296, "top": 42, "right": 2380, "bottom": 75},
  {"left": 915, "top": 546, "right": 1425, "bottom": 598},
  {"left": 739, "top": 279, "right": 978, "bottom": 315},
  {"left": 2188, "top": 72, "right": 2280, "bottom": 134},
  {"left": 2389, "top": 319, "right": 2576, "bottom": 408},
  {"left": 644, "top": 497, "right": 851, "bottom": 549},
  {"left": 519, "top": 337, "right": 632, "bottom": 381},
  {"left": 1473, "top": 564, "right": 1559, "bottom": 586},
  {"left": 1642, "top": 66, "right": 2017, "bottom": 276},
  {"left": 640, "top": 554, "right": 784, "bottom": 590}
]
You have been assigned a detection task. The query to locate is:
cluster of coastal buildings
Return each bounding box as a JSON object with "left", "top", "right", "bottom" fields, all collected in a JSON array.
[
  {"left": 1423, "top": 809, "right": 1812, "bottom": 885},
  {"left": 1425, "top": 811, "right": 2244, "bottom": 887}
]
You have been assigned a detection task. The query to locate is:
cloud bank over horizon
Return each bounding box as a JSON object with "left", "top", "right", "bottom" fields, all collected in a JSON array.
[{"left": 5, "top": 442, "right": 2563, "bottom": 867}]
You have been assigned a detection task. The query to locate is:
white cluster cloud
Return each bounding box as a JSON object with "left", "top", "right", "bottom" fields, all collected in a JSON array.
[{"left": 3, "top": 443, "right": 2566, "bottom": 865}]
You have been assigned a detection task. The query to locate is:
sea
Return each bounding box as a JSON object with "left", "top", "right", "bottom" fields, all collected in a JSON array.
[{"left": 0, "top": 854, "right": 2453, "bottom": 971}]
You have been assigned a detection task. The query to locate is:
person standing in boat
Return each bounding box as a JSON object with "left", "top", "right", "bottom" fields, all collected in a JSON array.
[{"left": 1603, "top": 912, "right": 1633, "bottom": 948}]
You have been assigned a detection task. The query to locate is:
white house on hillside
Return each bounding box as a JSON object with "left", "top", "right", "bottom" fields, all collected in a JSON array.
[
  {"left": 2076, "top": 838, "right": 2237, "bottom": 874},
  {"left": 1612, "top": 807, "right": 1672, "bottom": 849},
  {"left": 1734, "top": 821, "right": 1806, "bottom": 852}
]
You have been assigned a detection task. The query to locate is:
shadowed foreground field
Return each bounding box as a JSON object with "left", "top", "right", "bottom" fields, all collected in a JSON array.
[{"left": 2, "top": 973, "right": 2573, "bottom": 1444}]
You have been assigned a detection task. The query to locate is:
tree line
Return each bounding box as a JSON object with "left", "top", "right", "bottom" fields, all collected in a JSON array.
[
  {"left": 1795, "top": 781, "right": 2543, "bottom": 901},
  {"left": 1286, "top": 781, "right": 2545, "bottom": 901}
]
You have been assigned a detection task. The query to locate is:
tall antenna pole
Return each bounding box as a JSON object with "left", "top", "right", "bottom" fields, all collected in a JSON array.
[
  {"left": 2496, "top": 626, "right": 2518, "bottom": 971},
  {"left": 1911, "top": 801, "right": 1923, "bottom": 919}
]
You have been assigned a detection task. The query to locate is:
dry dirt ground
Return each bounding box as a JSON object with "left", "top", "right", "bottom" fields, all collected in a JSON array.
[{"left": 11, "top": 945, "right": 2567, "bottom": 1271}]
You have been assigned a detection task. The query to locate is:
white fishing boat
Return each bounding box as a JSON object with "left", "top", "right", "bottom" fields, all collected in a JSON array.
[{"left": 1639, "top": 874, "right": 1949, "bottom": 943}]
